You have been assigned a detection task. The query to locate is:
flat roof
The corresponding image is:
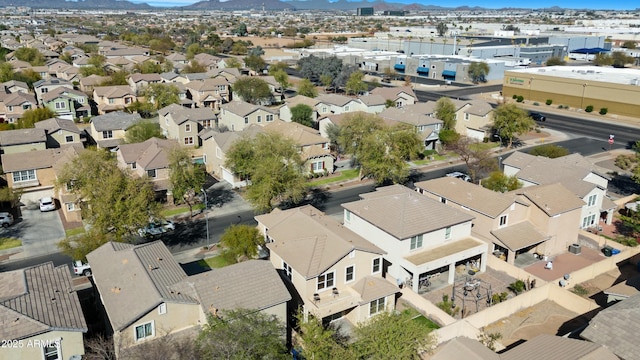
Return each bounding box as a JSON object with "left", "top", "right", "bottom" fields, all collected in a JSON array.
[{"left": 506, "top": 65, "right": 640, "bottom": 86}]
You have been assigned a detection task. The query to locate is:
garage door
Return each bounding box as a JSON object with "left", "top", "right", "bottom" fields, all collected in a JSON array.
[
  {"left": 222, "top": 167, "right": 236, "bottom": 186},
  {"left": 466, "top": 127, "right": 485, "bottom": 141},
  {"left": 20, "top": 189, "right": 55, "bottom": 208}
]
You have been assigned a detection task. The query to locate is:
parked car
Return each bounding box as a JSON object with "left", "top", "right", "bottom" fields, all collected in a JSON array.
[
  {"left": 529, "top": 112, "right": 546, "bottom": 122},
  {"left": 137, "top": 220, "right": 175, "bottom": 237},
  {"left": 0, "top": 212, "right": 14, "bottom": 228},
  {"left": 39, "top": 197, "right": 56, "bottom": 212},
  {"left": 446, "top": 171, "right": 471, "bottom": 182},
  {"left": 73, "top": 261, "right": 91, "bottom": 276}
]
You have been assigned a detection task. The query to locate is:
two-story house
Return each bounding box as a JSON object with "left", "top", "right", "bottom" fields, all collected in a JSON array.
[
  {"left": 370, "top": 85, "right": 418, "bottom": 107},
  {"left": 0, "top": 91, "right": 36, "bottom": 123},
  {"left": 79, "top": 74, "right": 109, "bottom": 95},
  {"left": 87, "top": 241, "right": 290, "bottom": 357},
  {"left": 34, "top": 117, "right": 86, "bottom": 148},
  {"left": 341, "top": 185, "right": 487, "bottom": 293},
  {"left": 92, "top": 85, "right": 137, "bottom": 114},
  {"left": 503, "top": 151, "right": 615, "bottom": 228},
  {"left": 115, "top": 137, "right": 178, "bottom": 195},
  {"left": 0, "top": 128, "right": 46, "bottom": 154},
  {"left": 378, "top": 102, "right": 443, "bottom": 150},
  {"left": 315, "top": 94, "right": 367, "bottom": 118},
  {"left": 89, "top": 111, "right": 142, "bottom": 149},
  {"left": 218, "top": 101, "right": 279, "bottom": 132},
  {"left": 127, "top": 73, "right": 163, "bottom": 95},
  {"left": 158, "top": 103, "right": 217, "bottom": 147},
  {"left": 256, "top": 205, "right": 399, "bottom": 326},
  {"left": 0, "top": 262, "right": 87, "bottom": 360},
  {"left": 279, "top": 95, "right": 320, "bottom": 124},
  {"left": 40, "top": 87, "right": 90, "bottom": 120},
  {"left": 33, "top": 78, "right": 73, "bottom": 105},
  {"left": 184, "top": 77, "right": 231, "bottom": 109},
  {"left": 450, "top": 99, "right": 494, "bottom": 141}
]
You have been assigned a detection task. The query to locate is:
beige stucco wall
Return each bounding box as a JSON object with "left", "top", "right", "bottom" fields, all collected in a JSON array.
[
  {"left": 7, "top": 167, "right": 56, "bottom": 190},
  {"left": 49, "top": 129, "right": 81, "bottom": 147},
  {"left": 219, "top": 108, "right": 279, "bottom": 132},
  {"left": 532, "top": 208, "right": 581, "bottom": 257},
  {"left": 0, "top": 330, "right": 85, "bottom": 360},
  {"left": 1, "top": 142, "right": 46, "bottom": 154}
]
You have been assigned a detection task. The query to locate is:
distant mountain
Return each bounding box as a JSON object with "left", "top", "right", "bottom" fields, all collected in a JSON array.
[
  {"left": 284, "top": 0, "right": 434, "bottom": 11},
  {"left": 185, "top": 0, "right": 294, "bottom": 10},
  {"left": 0, "top": 0, "right": 151, "bottom": 9}
]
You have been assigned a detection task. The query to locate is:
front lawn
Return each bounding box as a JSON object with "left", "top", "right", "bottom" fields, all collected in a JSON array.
[
  {"left": 309, "top": 169, "right": 359, "bottom": 187},
  {"left": 0, "top": 237, "right": 22, "bottom": 250},
  {"left": 197, "top": 254, "right": 233, "bottom": 269},
  {"left": 161, "top": 203, "right": 205, "bottom": 217},
  {"left": 65, "top": 227, "right": 86, "bottom": 238}
]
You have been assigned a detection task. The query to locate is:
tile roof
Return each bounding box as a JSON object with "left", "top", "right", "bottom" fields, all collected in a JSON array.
[
  {"left": 117, "top": 137, "right": 178, "bottom": 170},
  {"left": 415, "top": 177, "right": 517, "bottom": 218},
  {"left": 370, "top": 85, "right": 417, "bottom": 101},
  {"left": 174, "top": 260, "right": 291, "bottom": 314},
  {"left": 405, "top": 238, "right": 485, "bottom": 265},
  {"left": 358, "top": 94, "right": 386, "bottom": 106},
  {"left": 129, "top": 73, "right": 162, "bottom": 83},
  {"left": 1, "top": 145, "right": 83, "bottom": 172},
  {"left": 379, "top": 102, "right": 443, "bottom": 127},
  {"left": 93, "top": 85, "right": 135, "bottom": 98},
  {"left": 284, "top": 95, "right": 319, "bottom": 108},
  {"left": 513, "top": 183, "right": 585, "bottom": 217},
  {"left": 35, "top": 117, "right": 83, "bottom": 134},
  {"left": 502, "top": 334, "right": 618, "bottom": 360},
  {"left": 86, "top": 241, "right": 197, "bottom": 331},
  {"left": 351, "top": 276, "right": 400, "bottom": 304},
  {"left": 490, "top": 221, "right": 550, "bottom": 251},
  {"left": 184, "top": 77, "right": 229, "bottom": 92},
  {"left": 342, "top": 185, "right": 475, "bottom": 239},
  {"left": 91, "top": 111, "right": 141, "bottom": 132},
  {"left": 504, "top": 151, "right": 609, "bottom": 185},
  {"left": 40, "top": 87, "right": 87, "bottom": 103},
  {"left": 264, "top": 120, "right": 327, "bottom": 146},
  {"left": 316, "top": 94, "right": 359, "bottom": 107},
  {"left": 204, "top": 125, "right": 264, "bottom": 153},
  {"left": 220, "top": 100, "right": 277, "bottom": 117},
  {"left": 432, "top": 336, "right": 499, "bottom": 360},
  {"left": 159, "top": 104, "right": 216, "bottom": 125},
  {"left": 0, "top": 262, "right": 87, "bottom": 340},
  {"left": 258, "top": 205, "right": 385, "bottom": 278},
  {"left": 0, "top": 128, "right": 46, "bottom": 146},
  {"left": 0, "top": 91, "right": 36, "bottom": 106}
]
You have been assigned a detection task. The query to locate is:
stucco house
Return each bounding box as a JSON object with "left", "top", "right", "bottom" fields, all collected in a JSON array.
[
  {"left": 0, "top": 91, "right": 36, "bottom": 123},
  {"left": 158, "top": 103, "right": 217, "bottom": 147},
  {"left": 87, "top": 241, "right": 290, "bottom": 358},
  {"left": 92, "top": 85, "right": 137, "bottom": 114},
  {"left": 369, "top": 85, "right": 418, "bottom": 107},
  {"left": 184, "top": 77, "right": 231, "bottom": 110},
  {"left": 218, "top": 101, "right": 279, "bottom": 132},
  {"left": 115, "top": 137, "right": 178, "bottom": 195},
  {"left": 0, "top": 262, "right": 87, "bottom": 360},
  {"left": 0, "top": 128, "right": 46, "bottom": 154},
  {"left": 341, "top": 185, "right": 487, "bottom": 293},
  {"left": 34, "top": 117, "right": 86, "bottom": 148},
  {"left": 33, "top": 78, "right": 73, "bottom": 105},
  {"left": 278, "top": 95, "right": 320, "bottom": 123},
  {"left": 378, "top": 102, "right": 443, "bottom": 150},
  {"left": 127, "top": 73, "right": 163, "bottom": 95},
  {"left": 450, "top": 98, "right": 494, "bottom": 141},
  {"left": 89, "top": 112, "right": 142, "bottom": 149},
  {"left": 40, "top": 87, "right": 90, "bottom": 120},
  {"left": 315, "top": 94, "right": 368, "bottom": 118},
  {"left": 256, "top": 205, "right": 399, "bottom": 326}
]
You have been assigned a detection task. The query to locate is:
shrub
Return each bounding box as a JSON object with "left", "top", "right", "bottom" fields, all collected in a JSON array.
[
  {"left": 436, "top": 294, "right": 460, "bottom": 316},
  {"left": 571, "top": 284, "right": 589, "bottom": 297},
  {"left": 508, "top": 279, "right": 526, "bottom": 295},
  {"left": 558, "top": 105, "right": 564, "bottom": 109},
  {"left": 512, "top": 94, "right": 518, "bottom": 99},
  {"left": 483, "top": 137, "right": 489, "bottom": 143},
  {"left": 491, "top": 292, "right": 509, "bottom": 304},
  {"left": 614, "top": 154, "right": 635, "bottom": 170},
  {"left": 585, "top": 105, "right": 594, "bottom": 113},
  {"left": 533, "top": 102, "right": 539, "bottom": 106},
  {"left": 546, "top": 99, "right": 553, "bottom": 105},
  {"left": 599, "top": 107, "right": 608, "bottom": 115},
  {"left": 516, "top": 95, "right": 524, "bottom": 103}
]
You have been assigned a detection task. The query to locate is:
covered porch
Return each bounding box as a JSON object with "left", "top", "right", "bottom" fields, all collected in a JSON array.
[{"left": 491, "top": 221, "right": 550, "bottom": 265}]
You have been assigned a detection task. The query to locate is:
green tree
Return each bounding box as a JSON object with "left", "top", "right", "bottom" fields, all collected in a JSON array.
[
  {"left": 290, "top": 104, "right": 314, "bottom": 127},
  {"left": 593, "top": 53, "right": 614, "bottom": 66},
  {"left": 268, "top": 61, "right": 289, "bottom": 75},
  {"left": 345, "top": 71, "right": 367, "bottom": 95},
  {"left": 183, "top": 60, "right": 206, "bottom": 73},
  {"left": 168, "top": 146, "right": 206, "bottom": 216},
  {"left": 438, "top": 129, "right": 460, "bottom": 147},
  {"left": 219, "top": 224, "right": 264, "bottom": 263},
  {"left": 225, "top": 132, "right": 307, "bottom": 213},
  {"left": 185, "top": 43, "right": 204, "bottom": 60},
  {"left": 296, "top": 78, "right": 318, "bottom": 98},
  {"left": 545, "top": 56, "right": 565, "bottom": 66},
  {"left": 611, "top": 51, "right": 635, "bottom": 68},
  {"left": 492, "top": 103, "right": 535, "bottom": 148},
  {"left": 272, "top": 69, "right": 290, "bottom": 94},
  {"left": 124, "top": 120, "right": 163, "bottom": 143},
  {"left": 436, "top": 22, "right": 448, "bottom": 36},
  {"left": 133, "top": 61, "right": 163, "bottom": 74},
  {"left": 16, "top": 108, "right": 55, "bottom": 128},
  {"left": 447, "top": 136, "right": 496, "bottom": 183},
  {"left": 385, "top": 99, "right": 396, "bottom": 108},
  {"left": 622, "top": 40, "right": 637, "bottom": 49},
  {"left": 234, "top": 23, "right": 248, "bottom": 36},
  {"left": 482, "top": 171, "right": 522, "bottom": 193},
  {"left": 320, "top": 74, "right": 333, "bottom": 91},
  {"left": 225, "top": 57, "right": 242, "bottom": 69},
  {"left": 467, "top": 61, "right": 490, "bottom": 83},
  {"left": 0, "top": 62, "right": 14, "bottom": 82},
  {"left": 12, "top": 69, "right": 41, "bottom": 89},
  {"left": 140, "top": 83, "right": 180, "bottom": 110},
  {"left": 101, "top": 70, "right": 129, "bottom": 86},
  {"left": 435, "top": 97, "right": 457, "bottom": 130},
  {"left": 528, "top": 144, "right": 569, "bottom": 158},
  {"left": 14, "top": 47, "right": 45, "bottom": 66},
  {"left": 244, "top": 54, "right": 266, "bottom": 73},
  {"left": 196, "top": 310, "right": 287, "bottom": 360},
  {"left": 231, "top": 42, "right": 248, "bottom": 55},
  {"left": 297, "top": 313, "right": 350, "bottom": 360},
  {"left": 232, "top": 76, "right": 273, "bottom": 105}
]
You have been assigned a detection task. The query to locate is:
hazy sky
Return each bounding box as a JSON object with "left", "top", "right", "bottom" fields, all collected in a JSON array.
[{"left": 131, "top": 0, "right": 638, "bottom": 10}]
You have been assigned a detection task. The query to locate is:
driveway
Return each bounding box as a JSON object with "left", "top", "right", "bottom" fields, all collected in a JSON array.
[{"left": 1, "top": 207, "right": 66, "bottom": 258}]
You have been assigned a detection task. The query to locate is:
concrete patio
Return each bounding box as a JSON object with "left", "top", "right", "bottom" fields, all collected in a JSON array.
[{"left": 525, "top": 246, "right": 606, "bottom": 282}]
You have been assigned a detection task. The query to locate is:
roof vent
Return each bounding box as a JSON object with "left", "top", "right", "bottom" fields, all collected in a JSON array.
[{"left": 111, "top": 287, "right": 121, "bottom": 293}]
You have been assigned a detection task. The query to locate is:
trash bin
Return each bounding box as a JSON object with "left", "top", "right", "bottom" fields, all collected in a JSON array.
[
  {"left": 602, "top": 246, "right": 613, "bottom": 257},
  {"left": 611, "top": 248, "right": 621, "bottom": 255}
]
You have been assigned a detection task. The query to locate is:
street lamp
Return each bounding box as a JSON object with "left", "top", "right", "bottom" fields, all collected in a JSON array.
[
  {"left": 493, "top": 134, "right": 502, "bottom": 150},
  {"left": 201, "top": 188, "right": 210, "bottom": 250}
]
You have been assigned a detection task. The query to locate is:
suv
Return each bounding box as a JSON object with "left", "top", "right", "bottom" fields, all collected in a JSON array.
[
  {"left": 446, "top": 171, "right": 471, "bottom": 182},
  {"left": 73, "top": 261, "right": 91, "bottom": 276},
  {"left": 529, "top": 112, "right": 546, "bottom": 122},
  {"left": 0, "top": 212, "right": 14, "bottom": 228}
]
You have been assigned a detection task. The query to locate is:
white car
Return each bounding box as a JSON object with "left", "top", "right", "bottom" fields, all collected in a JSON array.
[
  {"left": 73, "top": 261, "right": 91, "bottom": 276},
  {"left": 446, "top": 171, "right": 471, "bottom": 182},
  {"left": 137, "top": 220, "right": 175, "bottom": 237},
  {"left": 39, "top": 197, "right": 56, "bottom": 212}
]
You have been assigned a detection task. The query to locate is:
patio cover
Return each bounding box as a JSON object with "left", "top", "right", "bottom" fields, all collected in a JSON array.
[
  {"left": 404, "top": 238, "right": 484, "bottom": 266},
  {"left": 490, "top": 221, "right": 549, "bottom": 252}
]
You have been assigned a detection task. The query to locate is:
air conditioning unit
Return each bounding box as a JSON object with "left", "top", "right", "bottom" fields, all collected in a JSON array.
[{"left": 569, "top": 243, "right": 582, "bottom": 255}]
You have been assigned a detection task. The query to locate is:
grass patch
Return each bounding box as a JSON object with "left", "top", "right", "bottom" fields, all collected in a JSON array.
[
  {"left": 470, "top": 142, "right": 498, "bottom": 151},
  {"left": 197, "top": 254, "right": 233, "bottom": 269},
  {"left": 161, "top": 203, "right": 205, "bottom": 217},
  {"left": 413, "top": 153, "right": 448, "bottom": 166},
  {"left": 401, "top": 308, "right": 440, "bottom": 329},
  {"left": 309, "top": 169, "right": 359, "bottom": 187},
  {"left": 570, "top": 284, "right": 590, "bottom": 297},
  {"left": 0, "top": 237, "right": 22, "bottom": 250},
  {"left": 65, "top": 227, "right": 86, "bottom": 237}
]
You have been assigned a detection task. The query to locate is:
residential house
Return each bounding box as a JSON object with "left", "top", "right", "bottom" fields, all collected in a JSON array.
[
  {"left": 0, "top": 91, "right": 36, "bottom": 123},
  {"left": 87, "top": 241, "right": 290, "bottom": 357},
  {"left": 93, "top": 85, "right": 137, "bottom": 114},
  {"left": 33, "top": 78, "right": 73, "bottom": 105},
  {"left": 35, "top": 117, "right": 86, "bottom": 148},
  {"left": 184, "top": 77, "right": 231, "bottom": 110},
  {"left": 127, "top": 73, "right": 162, "bottom": 95},
  {"left": 207, "top": 67, "right": 241, "bottom": 83},
  {"left": 315, "top": 94, "right": 367, "bottom": 118},
  {"left": 165, "top": 52, "right": 187, "bottom": 66},
  {"left": 89, "top": 111, "right": 142, "bottom": 149},
  {"left": 0, "top": 262, "right": 87, "bottom": 360},
  {"left": 218, "top": 100, "right": 279, "bottom": 132},
  {"left": 256, "top": 205, "right": 399, "bottom": 325},
  {"left": 52, "top": 146, "right": 85, "bottom": 223},
  {"left": 0, "top": 128, "right": 46, "bottom": 154},
  {"left": 40, "top": 87, "right": 90, "bottom": 120},
  {"left": 159, "top": 103, "right": 217, "bottom": 147},
  {"left": 115, "top": 137, "right": 178, "bottom": 195},
  {"left": 450, "top": 98, "right": 494, "bottom": 140},
  {"left": 503, "top": 151, "right": 615, "bottom": 228},
  {"left": 341, "top": 185, "right": 487, "bottom": 293},
  {"left": 264, "top": 120, "right": 334, "bottom": 175},
  {"left": 378, "top": 102, "right": 443, "bottom": 150},
  {"left": 79, "top": 74, "right": 109, "bottom": 94},
  {"left": 200, "top": 125, "right": 264, "bottom": 187},
  {"left": 2, "top": 80, "right": 29, "bottom": 94},
  {"left": 369, "top": 85, "right": 418, "bottom": 107},
  {"left": 103, "top": 47, "right": 150, "bottom": 60},
  {"left": 279, "top": 95, "right": 320, "bottom": 123},
  {"left": 317, "top": 111, "right": 402, "bottom": 142},
  {"left": 193, "top": 53, "right": 223, "bottom": 71},
  {"left": 357, "top": 94, "right": 387, "bottom": 114},
  {"left": 47, "top": 61, "right": 81, "bottom": 83}
]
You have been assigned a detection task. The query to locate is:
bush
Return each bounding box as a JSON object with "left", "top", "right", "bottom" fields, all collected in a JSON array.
[
  {"left": 512, "top": 94, "right": 518, "bottom": 99},
  {"left": 491, "top": 292, "right": 509, "bottom": 304},
  {"left": 599, "top": 107, "right": 608, "bottom": 115},
  {"left": 516, "top": 95, "right": 524, "bottom": 103},
  {"left": 508, "top": 279, "right": 526, "bottom": 295},
  {"left": 483, "top": 137, "right": 489, "bottom": 143},
  {"left": 585, "top": 105, "right": 594, "bottom": 113},
  {"left": 533, "top": 102, "right": 539, "bottom": 106},
  {"left": 614, "top": 154, "right": 635, "bottom": 170},
  {"left": 546, "top": 99, "right": 553, "bottom": 105},
  {"left": 571, "top": 284, "right": 589, "bottom": 297},
  {"left": 558, "top": 105, "right": 564, "bottom": 109}
]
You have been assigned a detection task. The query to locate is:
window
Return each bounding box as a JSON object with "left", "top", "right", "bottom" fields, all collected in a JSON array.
[
  {"left": 55, "top": 101, "right": 66, "bottom": 109},
  {"left": 165, "top": 117, "right": 169, "bottom": 125},
  {"left": 410, "top": 234, "right": 423, "bottom": 250},
  {"left": 582, "top": 214, "right": 596, "bottom": 228},
  {"left": 66, "top": 202, "right": 75, "bottom": 211},
  {"left": 244, "top": 116, "right": 249, "bottom": 124},
  {"left": 345, "top": 210, "right": 351, "bottom": 222},
  {"left": 257, "top": 115, "right": 262, "bottom": 123},
  {"left": 135, "top": 321, "right": 154, "bottom": 341},
  {"left": 322, "top": 106, "right": 327, "bottom": 113},
  {"left": 65, "top": 135, "right": 73, "bottom": 143},
  {"left": 43, "top": 344, "right": 60, "bottom": 360},
  {"left": 464, "top": 113, "right": 469, "bottom": 121},
  {"left": 317, "top": 271, "right": 335, "bottom": 291},
  {"left": 345, "top": 265, "right": 355, "bottom": 283},
  {"left": 372, "top": 257, "right": 381, "bottom": 274},
  {"left": 587, "top": 194, "right": 597, "bottom": 207},
  {"left": 283, "top": 261, "right": 292, "bottom": 280},
  {"left": 147, "top": 169, "right": 157, "bottom": 178},
  {"left": 158, "top": 303, "right": 167, "bottom": 315},
  {"left": 125, "top": 97, "right": 133, "bottom": 104},
  {"left": 369, "top": 297, "right": 386, "bottom": 316},
  {"left": 266, "top": 114, "right": 273, "bottom": 122},
  {"left": 102, "top": 130, "right": 113, "bottom": 139},
  {"left": 185, "top": 123, "right": 191, "bottom": 132},
  {"left": 184, "top": 137, "right": 194, "bottom": 145},
  {"left": 78, "top": 98, "right": 84, "bottom": 103},
  {"left": 41, "top": 88, "right": 48, "bottom": 94},
  {"left": 23, "top": 104, "right": 31, "bottom": 110},
  {"left": 499, "top": 215, "right": 508, "bottom": 227},
  {"left": 440, "top": 197, "right": 446, "bottom": 204},
  {"left": 12, "top": 169, "right": 36, "bottom": 183},
  {"left": 312, "top": 161, "right": 324, "bottom": 172},
  {"left": 131, "top": 162, "right": 137, "bottom": 169},
  {"left": 344, "top": 105, "right": 350, "bottom": 111},
  {"left": 202, "top": 119, "right": 212, "bottom": 128},
  {"left": 396, "top": 101, "right": 402, "bottom": 107},
  {"left": 445, "top": 226, "right": 452, "bottom": 240},
  {"left": 216, "top": 147, "right": 222, "bottom": 159},
  {"left": 8, "top": 106, "right": 12, "bottom": 112},
  {"left": 108, "top": 98, "right": 115, "bottom": 104}
]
